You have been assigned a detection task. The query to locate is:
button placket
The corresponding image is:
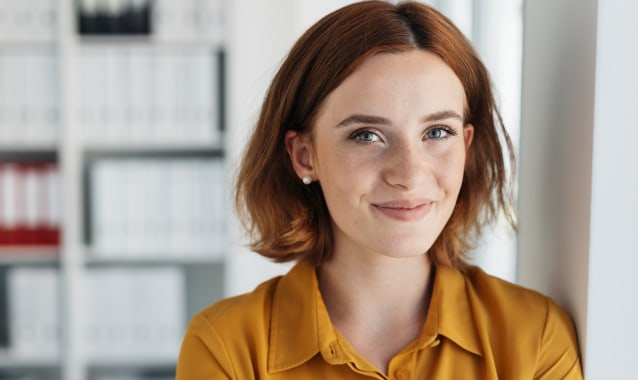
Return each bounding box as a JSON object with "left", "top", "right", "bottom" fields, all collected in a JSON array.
[{"left": 394, "top": 368, "right": 409, "bottom": 380}]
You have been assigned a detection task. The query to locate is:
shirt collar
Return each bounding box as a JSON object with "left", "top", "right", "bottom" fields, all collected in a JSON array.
[
  {"left": 268, "top": 261, "right": 322, "bottom": 372},
  {"left": 267, "top": 261, "right": 484, "bottom": 373},
  {"left": 423, "top": 265, "right": 484, "bottom": 357}
]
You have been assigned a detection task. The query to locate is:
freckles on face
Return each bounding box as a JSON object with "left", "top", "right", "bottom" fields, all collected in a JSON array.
[{"left": 308, "top": 50, "right": 471, "bottom": 259}]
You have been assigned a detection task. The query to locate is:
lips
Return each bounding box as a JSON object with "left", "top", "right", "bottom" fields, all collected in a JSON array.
[{"left": 372, "top": 199, "right": 434, "bottom": 222}]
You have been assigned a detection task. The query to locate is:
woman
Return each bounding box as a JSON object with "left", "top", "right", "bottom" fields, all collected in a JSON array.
[{"left": 176, "top": 1, "right": 583, "bottom": 379}]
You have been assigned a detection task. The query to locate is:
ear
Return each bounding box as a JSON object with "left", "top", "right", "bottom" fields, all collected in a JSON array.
[
  {"left": 463, "top": 124, "right": 474, "bottom": 150},
  {"left": 285, "top": 130, "right": 315, "bottom": 180}
]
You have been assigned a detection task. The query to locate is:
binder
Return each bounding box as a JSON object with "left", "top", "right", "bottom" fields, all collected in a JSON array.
[
  {"left": 24, "top": 49, "right": 57, "bottom": 145},
  {"left": 23, "top": 164, "right": 38, "bottom": 245},
  {"left": 29, "top": 0, "right": 56, "bottom": 42},
  {"left": 153, "top": 0, "right": 189, "bottom": 42},
  {"left": 0, "top": 53, "right": 8, "bottom": 142},
  {"left": 151, "top": 51, "right": 178, "bottom": 142},
  {"left": 173, "top": 53, "right": 190, "bottom": 142},
  {"left": 84, "top": 267, "right": 185, "bottom": 359},
  {"left": 103, "top": 46, "right": 124, "bottom": 141},
  {"left": 7, "top": 267, "right": 60, "bottom": 357},
  {"left": 123, "top": 160, "right": 143, "bottom": 254},
  {"left": 126, "top": 0, "right": 151, "bottom": 35},
  {"left": 190, "top": 48, "right": 219, "bottom": 143},
  {"left": 43, "top": 163, "right": 60, "bottom": 246},
  {"left": 0, "top": 161, "right": 59, "bottom": 247},
  {"left": 197, "top": 0, "right": 225, "bottom": 45},
  {"left": 2, "top": 53, "right": 27, "bottom": 143},
  {"left": 127, "top": 48, "right": 153, "bottom": 141},
  {"left": 91, "top": 160, "right": 120, "bottom": 255},
  {"left": 0, "top": 267, "right": 8, "bottom": 348},
  {"left": 78, "top": 0, "right": 99, "bottom": 34},
  {"left": 89, "top": 158, "right": 226, "bottom": 258},
  {"left": 78, "top": 47, "right": 106, "bottom": 143},
  {"left": 38, "top": 49, "right": 59, "bottom": 144},
  {"left": 0, "top": 163, "right": 18, "bottom": 245},
  {"left": 0, "top": 49, "right": 57, "bottom": 145},
  {"left": 150, "top": 159, "right": 171, "bottom": 253}
]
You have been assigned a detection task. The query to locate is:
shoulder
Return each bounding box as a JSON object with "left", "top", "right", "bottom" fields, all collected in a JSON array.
[
  {"left": 192, "top": 275, "right": 282, "bottom": 334},
  {"left": 463, "top": 266, "right": 573, "bottom": 336},
  {"left": 461, "top": 266, "right": 582, "bottom": 378},
  {"left": 464, "top": 266, "right": 549, "bottom": 313},
  {"left": 176, "top": 276, "right": 284, "bottom": 379}
]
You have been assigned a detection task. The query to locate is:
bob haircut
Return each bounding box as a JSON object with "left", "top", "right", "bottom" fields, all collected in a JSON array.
[{"left": 235, "top": 0, "right": 515, "bottom": 269}]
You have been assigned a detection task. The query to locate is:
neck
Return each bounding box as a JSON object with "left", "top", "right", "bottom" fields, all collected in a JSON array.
[
  {"left": 318, "top": 252, "right": 433, "bottom": 324},
  {"left": 316, "top": 250, "right": 434, "bottom": 374}
]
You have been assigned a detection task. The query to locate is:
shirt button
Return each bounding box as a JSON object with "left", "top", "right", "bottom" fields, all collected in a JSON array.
[
  {"left": 395, "top": 368, "right": 409, "bottom": 380},
  {"left": 328, "top": 343, "right": 336, "bottom": 357}
]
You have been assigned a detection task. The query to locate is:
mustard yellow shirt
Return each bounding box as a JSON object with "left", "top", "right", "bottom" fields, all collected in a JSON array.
[{"left": 176, "top": 261, "right": 582, "bottom": 379}]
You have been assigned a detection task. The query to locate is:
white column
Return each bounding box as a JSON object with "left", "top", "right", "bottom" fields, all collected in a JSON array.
[
  {"left": 225, "top": 0, "right": 293, "bottom": 297},
  {"left": 585, "top": 0, "right": 638, "bottom": 376},
  {"left": 518, "top": 0, "right": 638, "bottom": 376},
  {"left": 57, "top": 0, "right": 86, "bottom": 378}
]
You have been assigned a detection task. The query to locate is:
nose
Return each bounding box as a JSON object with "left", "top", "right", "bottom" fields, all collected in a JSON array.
[{"left": 382, "top": 139, "right": 430, "bottom": 190}]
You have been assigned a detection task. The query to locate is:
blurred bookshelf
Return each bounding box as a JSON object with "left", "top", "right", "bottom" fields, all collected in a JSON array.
[{"left": 0, "top": 1, "right": 227, "bottom": 379}]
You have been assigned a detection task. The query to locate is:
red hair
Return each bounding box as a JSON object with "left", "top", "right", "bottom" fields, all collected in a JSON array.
[{"left": 235, "top": 1, "right": 515, "bottom": 268}]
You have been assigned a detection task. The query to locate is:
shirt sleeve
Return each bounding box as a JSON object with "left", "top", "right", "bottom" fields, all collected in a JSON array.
[
  {"left": 534, "top": 298, "right": 583, "bottom": 380},
  {"left": 176, "top": 313, "right": 235, "bottom": 380}
]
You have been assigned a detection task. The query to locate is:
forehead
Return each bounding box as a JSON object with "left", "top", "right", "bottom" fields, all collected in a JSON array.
[{"left": 317, "top": 50, "right": 467, "bottom": 121}]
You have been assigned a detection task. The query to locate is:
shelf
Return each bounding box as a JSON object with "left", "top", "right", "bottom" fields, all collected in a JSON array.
[
  {"left": 84, "top": 253, "right": 224, "bottom": 267},
  {"left": 0, "top": 40, "right": 56, "bottom": 48},
  {"left": 76, "top": 35, "right": 223, "bottom": 49},
  {"left": 0, "top": 351, "right": 60, "bottom": 368},
  {"left": 82, "top": 141, "right": 225, "bottom": 157},
  {"left": 86, "top": 356, "right": 177, "bottom": 368},
  {"left": 0, "top": 149, "right": 58, "bottom": 160},
  {"left": 0, "top": 247, "right": 59, "bottom": 264}
]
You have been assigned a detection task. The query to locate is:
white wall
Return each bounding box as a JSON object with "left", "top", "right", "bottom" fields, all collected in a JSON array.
[
  {"left": 586, "top": 0, "right": 638, "bottom": 376},
  {"left": 519, "top": 0, "right": 638, "bottom": 376},
  {"left": 518, "top": 0, "right": 597, "bottom": 339}
]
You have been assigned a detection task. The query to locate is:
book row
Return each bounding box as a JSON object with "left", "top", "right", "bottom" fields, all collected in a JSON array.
[
  {"left": 0, "top": 0, "right": 56, "bottom": 43},
  {"left": 0, "top": 0, "right": 224, "bottom": 44},
  {"left": 89, "top": 158, "right": 226, "bottom": 258},
  {"left": 1, "top": 266, "right": 185, "bottom": 360},
  {"left": 0, "top": 46, "right": 222, "bottom": 146},
  {"left": 0, "top": 48, "right": 58, "bottom": 145},
  {"left": 78, "top": 0, "right": 152, "bottom": 35},
  {"left": 77, "top": 45, "right": 222, "bottom": 144},
  {"left": 0, "top": 162, "right": 60, "bottom": 247}
]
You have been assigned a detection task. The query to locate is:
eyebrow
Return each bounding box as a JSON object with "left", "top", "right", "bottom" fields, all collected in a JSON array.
[{"left": 336, "top": 110, "right": 463, "bottom": 127}]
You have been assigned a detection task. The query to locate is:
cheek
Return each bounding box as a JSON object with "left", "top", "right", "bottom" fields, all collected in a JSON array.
[
  {"left": 314, "top": 143, "right": 369, "bottom": 180},
  {"left": 437, "top": 148, "right": 467, "bottom": 193}
]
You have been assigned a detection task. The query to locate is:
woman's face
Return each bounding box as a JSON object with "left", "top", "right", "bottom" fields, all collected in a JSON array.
[{"left": 288, "top": 50, "right": 473, "bottom": 261}]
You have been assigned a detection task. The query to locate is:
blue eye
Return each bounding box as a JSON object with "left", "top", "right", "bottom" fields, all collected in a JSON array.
[
  {"left": 350, "top": 130, "right": 381, "bottom": 143},
  {"left": 425, "top": 127, "right": 457, "bottom": 140}
]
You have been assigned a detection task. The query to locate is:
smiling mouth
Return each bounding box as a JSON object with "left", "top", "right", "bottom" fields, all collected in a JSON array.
[{"left": 372, "top": 200, "right": 434, "bottom": 222}]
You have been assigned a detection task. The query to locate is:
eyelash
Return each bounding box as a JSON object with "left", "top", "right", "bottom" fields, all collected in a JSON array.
[
  {"left": 425, "top": 126, "right": 458, "bottom": 140},
  {"left": 348, "top": 126, "right": 459, "bottom": 144},
  {"left": 349, "top": 129, "right": 382, "bottom": 143}
]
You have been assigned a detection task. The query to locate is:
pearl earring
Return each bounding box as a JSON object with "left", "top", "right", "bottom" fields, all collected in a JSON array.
[{"left": 302, "top": 176, "right": 312, "bottom": 185}]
